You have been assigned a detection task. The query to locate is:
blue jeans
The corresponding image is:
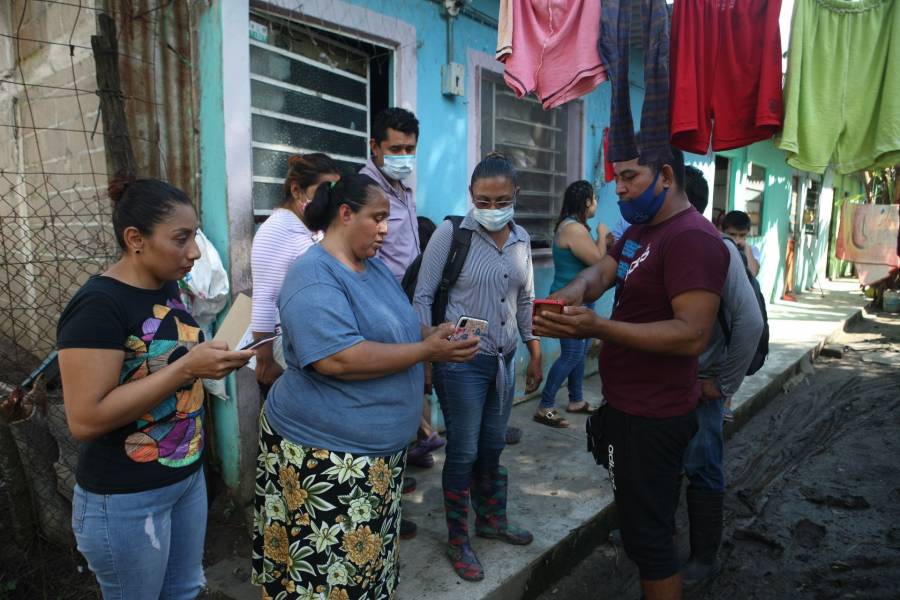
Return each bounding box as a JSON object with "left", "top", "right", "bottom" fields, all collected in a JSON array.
[
  {"left": 539, "top": 337, "right": 592, "bottom": 409},
  {"left": 683, "top": 399, "right": 725, "bottom": 493},
  {"left": 433, "top": 353, "right": 515, "bottom": 490},
  {"left": 71, "top": 468, "right": 207, "bottom": 599}
]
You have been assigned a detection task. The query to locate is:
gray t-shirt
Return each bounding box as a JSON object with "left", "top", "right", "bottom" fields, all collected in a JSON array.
[
  {"left": 699, "top": 238, "right": 765, "bottom": 397},
  {"left": 265, "top": 244, "right": 424, "bottom": 455}
]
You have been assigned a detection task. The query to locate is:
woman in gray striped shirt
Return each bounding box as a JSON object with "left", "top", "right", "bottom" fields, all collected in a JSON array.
[{"left": 413, "top": 153, "right": 543, "bottom": 582}]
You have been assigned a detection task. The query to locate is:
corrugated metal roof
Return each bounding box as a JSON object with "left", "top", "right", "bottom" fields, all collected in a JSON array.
[{"left": 105, "top": 1, "right": 197, "bottom": 203}]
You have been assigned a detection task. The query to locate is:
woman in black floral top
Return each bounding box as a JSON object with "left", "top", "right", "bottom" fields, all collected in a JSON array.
[{"left": 57, "top": 174, "right": 253, "bottom": 599}]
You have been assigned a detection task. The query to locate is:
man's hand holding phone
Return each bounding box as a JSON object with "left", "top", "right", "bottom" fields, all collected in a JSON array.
[{"left": 533, "top": 305, "right": 602, "bottom": 340}]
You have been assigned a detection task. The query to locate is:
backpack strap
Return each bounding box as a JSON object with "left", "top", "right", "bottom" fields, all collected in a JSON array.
[
  {"left": 717, "top": 236, "right": 741, "bottom": 345},
  {"left": 431, "top": 216, "right": 473, "bottom": 325}
]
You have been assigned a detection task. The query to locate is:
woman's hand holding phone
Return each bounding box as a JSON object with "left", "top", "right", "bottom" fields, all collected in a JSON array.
[
  {"left": 178, "top": 340, "right": 255, "bottom": 382},
  {"left": 424, "top": 322, "right": 480, "bottom": 363}
]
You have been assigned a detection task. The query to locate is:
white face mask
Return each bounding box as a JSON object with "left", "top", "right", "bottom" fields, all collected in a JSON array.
[
  {"left": 472, "top": 205, "right": 515, "bottom": 231},
  {"left": 380, "top": 154, "right": 415, "bottom": 181}
]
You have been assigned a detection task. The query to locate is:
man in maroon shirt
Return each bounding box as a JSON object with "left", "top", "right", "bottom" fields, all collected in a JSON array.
[{"left": 535, "top": 146, "right": 728, "bottom": 600}]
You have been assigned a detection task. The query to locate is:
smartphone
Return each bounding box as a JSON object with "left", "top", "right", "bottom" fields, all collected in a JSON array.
[
  {"left": 533, "top": 298, "right": 565, "bottom": 322},
  {"left": 239, "top": 333, "right": 281, "bottom": 351},
  {"left": 449, "top": 316, "right": 488, "bottom": 341}
]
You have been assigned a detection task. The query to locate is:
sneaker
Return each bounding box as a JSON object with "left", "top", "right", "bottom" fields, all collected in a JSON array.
[
  {"left": 418, "top": 431, "right": 446, "bottom": 452},
  {"left": 407, "top": 444, "right": 435, "bottom": 468}
]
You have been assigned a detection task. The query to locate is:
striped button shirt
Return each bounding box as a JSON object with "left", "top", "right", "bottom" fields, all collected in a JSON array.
[
  {"left": 250, "top": 208, "right": 319, "bottom": 333},
  {"left": 413, "top": 212, "right": 537, "bottom": 357}
]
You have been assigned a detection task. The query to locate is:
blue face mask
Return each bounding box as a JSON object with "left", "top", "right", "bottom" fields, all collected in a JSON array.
[
  {"left": 618, "top": 172, "right": 667, "bottom": 225},
  {"left": 380, "top": 154, "right": 415, "bottom": 181}
]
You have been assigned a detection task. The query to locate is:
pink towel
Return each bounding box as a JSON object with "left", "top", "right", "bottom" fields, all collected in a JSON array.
[{"left": 504, "top": 0, "right": 607, "bottom": 110}]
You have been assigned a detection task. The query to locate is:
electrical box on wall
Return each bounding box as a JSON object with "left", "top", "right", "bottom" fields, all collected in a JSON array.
[{"left": 442, "top": 63, "right": 465, "bottom": 96}]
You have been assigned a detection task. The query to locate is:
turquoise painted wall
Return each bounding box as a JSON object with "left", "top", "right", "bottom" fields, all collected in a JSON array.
[
  {"left": 339, "top": 0, "right": 637, "bottom": 381},
  {"left": 197, "top": 0, "right": 242, "bottom": 489},
  {"left": 718, "top": 142, "right": 796, "bottom": 303}
]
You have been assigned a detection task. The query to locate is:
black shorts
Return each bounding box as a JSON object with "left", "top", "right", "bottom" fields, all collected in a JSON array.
[{"left": 601, "top": 404, "right": 698, "bottom": 581}]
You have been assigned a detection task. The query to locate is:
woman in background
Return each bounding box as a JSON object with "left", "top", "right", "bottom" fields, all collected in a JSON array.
[
  {"left": 251, "top": 153, "right": 340, "bottom": 387},
  {"left": 534, "top": 180, "right": 607, "bottom": 428}
]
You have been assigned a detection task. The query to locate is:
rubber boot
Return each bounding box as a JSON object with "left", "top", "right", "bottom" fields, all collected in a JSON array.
[
  {"left": 682, "top": 488, "right": 724, "bottom": 588},
  {"left": 443, "top": 488, "right": 484, "bottom": 581},
  {"left": 471, "top": 466, "right": 533, "bottom": 545}
]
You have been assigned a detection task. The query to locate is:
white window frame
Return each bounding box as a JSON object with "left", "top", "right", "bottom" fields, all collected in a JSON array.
[{"left": 219, "top": 0, "right": 417, "bottom": 277}]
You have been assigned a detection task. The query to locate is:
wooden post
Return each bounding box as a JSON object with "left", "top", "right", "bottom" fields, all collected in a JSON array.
[{"left": 92, "top": 13, "right": 137, "bottom": 176}]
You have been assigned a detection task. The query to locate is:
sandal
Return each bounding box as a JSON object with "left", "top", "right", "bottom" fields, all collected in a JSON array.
[
  {"left": 566, "top": 402, "right": 597, "bottom": 414},
  {"left": 533, "top": 409, "right": 570, "bottom": 428}
]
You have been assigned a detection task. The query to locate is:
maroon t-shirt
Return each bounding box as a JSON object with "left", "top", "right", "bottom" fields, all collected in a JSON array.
[{"left": 599, "top": 208, "right": 729, "bottom": 418}]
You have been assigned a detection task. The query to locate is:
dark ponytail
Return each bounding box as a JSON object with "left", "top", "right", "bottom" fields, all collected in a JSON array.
[
  {"left": 109, "top": 170, "right": 193, "bottom": 250},
  {"left": 282, "top": 153, "right": 340, "bottom": 206},
  {"left": 470, "top": 151, "right": 518, "bottom": 187},
  {"left": 302, "top": 174, "right": 381, "bottom": 231},
  {"left": 555, "top": 180, "right": 595, "bottom": 232}
]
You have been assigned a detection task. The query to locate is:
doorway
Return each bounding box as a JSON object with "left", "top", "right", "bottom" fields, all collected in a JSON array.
[{"left": 712, "top": 156, "right": 730, "bottom": 229}]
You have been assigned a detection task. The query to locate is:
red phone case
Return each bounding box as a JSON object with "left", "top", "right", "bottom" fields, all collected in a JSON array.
[{"left": 533, "top": 299, "right": 565, "bottom": 322}]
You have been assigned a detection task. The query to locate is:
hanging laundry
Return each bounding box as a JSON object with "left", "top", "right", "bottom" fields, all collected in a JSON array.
[
  {"left": 599, "top": 0, "right": 671, "bottom": 164},
  {"left": 496, "top": 0, "right": 513, "bottom": 62},
  {"left": 603, "top": 127, "right": 615, "bottom": 182},
  {"left": 503, "top": 0, "right": 607, "bottom": 110},
  {"left": 670, "top": 0, "right": 783, "bottom": 155},
  {"left": 779, "top": 0, "right": 900, "bottom": 174}
]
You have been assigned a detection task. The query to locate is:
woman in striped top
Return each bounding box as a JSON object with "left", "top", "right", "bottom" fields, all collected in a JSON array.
[
  {"left": 250, "top": 153, "right": 339, "bottom": 387},
  {"left": 413, "top": 153, "right": 543, "bottom": 582}
]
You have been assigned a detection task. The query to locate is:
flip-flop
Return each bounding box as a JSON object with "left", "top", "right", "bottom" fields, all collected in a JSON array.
[
  {"left": 566, "top": 403, "right": 597, "bottom": 414},
  {"left": 533, "top": 409, "right": 570, "bottom": 428}
]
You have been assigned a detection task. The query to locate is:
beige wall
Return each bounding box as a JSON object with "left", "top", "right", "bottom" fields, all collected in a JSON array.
[
  {"left": 0, "top": 1, "right": 114, "bottom": 364},
  {"left": 0, "top": 1, "right": 196, "bottom": 366}
]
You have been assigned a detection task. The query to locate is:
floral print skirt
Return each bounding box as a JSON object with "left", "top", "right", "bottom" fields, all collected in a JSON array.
[{"left": 252, "top": 410, "right": 406, "bottom": 600}]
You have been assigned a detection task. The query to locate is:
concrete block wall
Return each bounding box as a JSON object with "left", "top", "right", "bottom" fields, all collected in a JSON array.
[{"left": 0, "top": 0, "right": 115, "bottom": 362}]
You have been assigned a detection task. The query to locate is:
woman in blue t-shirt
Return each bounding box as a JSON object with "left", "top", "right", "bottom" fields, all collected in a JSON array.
[
  {"left": 251, "top": 174, "right": 478, "bottom": 599},
  {"left": 534, "top": 180, "right": 607, "bottom": 428},
  {"left": 57, "top": 175, "right": 254, "bottom": 598}
]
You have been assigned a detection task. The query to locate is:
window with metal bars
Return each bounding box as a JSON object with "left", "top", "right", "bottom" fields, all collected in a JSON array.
[
  {"left": 248, "top": 12, "right": 389, "bottom": 222},
  {"left": 480, "top": 72, "right": 577, "bottom": 248}
]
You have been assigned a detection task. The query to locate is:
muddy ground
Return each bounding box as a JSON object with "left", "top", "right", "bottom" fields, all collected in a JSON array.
[{"left": 537, "top": 311, "right": 900, "bottom": 600}]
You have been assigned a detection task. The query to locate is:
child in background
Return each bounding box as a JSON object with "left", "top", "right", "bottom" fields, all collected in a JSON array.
[
  {"left": 721, "top": 210, "right": 761, "bottom": 277},
  {"left": 720, "top": 210, "right": 763, "bottom": 421}
]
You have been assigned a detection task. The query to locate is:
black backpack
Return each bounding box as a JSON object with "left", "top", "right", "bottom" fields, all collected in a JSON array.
[
  {"left": 401, "top": 216, "right": 473, "bottom": 325},
  {"left": 718, "top": 236, "right": 769, "bottom": 376}
]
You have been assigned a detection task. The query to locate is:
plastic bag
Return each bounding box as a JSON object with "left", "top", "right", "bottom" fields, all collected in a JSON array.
[
  {"left": 180, "top": 229, "right": 229, "bottom": 329},
  {"left": 179, "top": 229, "right": 230, "bottom": 399}
]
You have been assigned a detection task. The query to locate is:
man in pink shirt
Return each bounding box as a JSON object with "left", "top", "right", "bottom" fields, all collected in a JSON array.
[{"left": 360, "top": 108, "right": 420, "bottom": 281}]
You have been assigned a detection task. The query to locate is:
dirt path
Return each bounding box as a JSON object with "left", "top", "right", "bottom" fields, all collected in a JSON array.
[{"left": 537, "top": 312, "right": 900, "bottom": 600}]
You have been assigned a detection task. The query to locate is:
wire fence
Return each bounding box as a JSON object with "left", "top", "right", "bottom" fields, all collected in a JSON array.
[{"left": 0, "top": 1, "right": 193, "bottom": 595}]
